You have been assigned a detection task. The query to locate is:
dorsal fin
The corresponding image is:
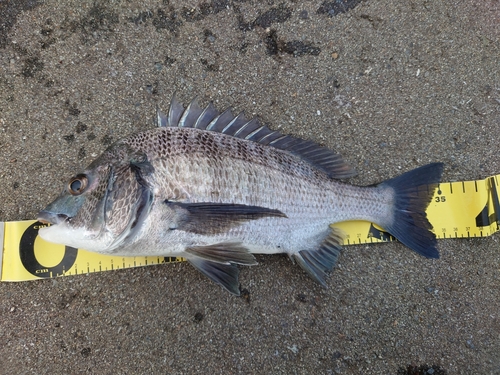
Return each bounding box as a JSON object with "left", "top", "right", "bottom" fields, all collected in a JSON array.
[{"left": 157, "top": 95, "right": 357, "bottom": 179}]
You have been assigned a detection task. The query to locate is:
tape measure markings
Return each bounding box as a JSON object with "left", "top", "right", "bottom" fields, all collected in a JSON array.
[
  {"left": 0, "top": 222, "right": 4, "bottom": 280},
  {"left": 2, "top": 174, "right": 500, "bottom": 282}
]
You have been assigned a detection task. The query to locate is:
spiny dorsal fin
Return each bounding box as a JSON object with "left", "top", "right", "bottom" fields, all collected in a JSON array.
[{"left": 157, "top": 95, "right": 357, "bottom": 179}]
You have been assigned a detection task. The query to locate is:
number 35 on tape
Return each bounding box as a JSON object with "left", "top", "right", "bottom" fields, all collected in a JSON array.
[{"left": 1, "top": 175, "right": 499, "bottom": 282}]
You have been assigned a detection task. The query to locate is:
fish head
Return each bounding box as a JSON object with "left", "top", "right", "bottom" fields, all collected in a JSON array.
[{"left": 37, "top": 143, "right": 154, "bottom": 253}]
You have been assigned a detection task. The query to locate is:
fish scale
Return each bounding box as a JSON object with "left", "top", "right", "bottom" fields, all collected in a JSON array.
[{"left": 38, "top": 96, "right": 443, "bottom": 295}]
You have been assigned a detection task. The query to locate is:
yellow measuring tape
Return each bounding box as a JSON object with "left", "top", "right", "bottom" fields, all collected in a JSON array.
[{"left": 1, "top": 175, "right": 499, "bottom": 282}]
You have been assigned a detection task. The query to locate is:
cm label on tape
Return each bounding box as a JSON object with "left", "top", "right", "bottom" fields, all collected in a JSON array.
[{"left": 19, "top": 222, "right": 78, "bottom": 278}]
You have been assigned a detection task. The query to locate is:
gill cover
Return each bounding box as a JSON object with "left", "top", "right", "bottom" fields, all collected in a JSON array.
[{"left": 104, "top": 157, "right": 155, "bottom": 251}]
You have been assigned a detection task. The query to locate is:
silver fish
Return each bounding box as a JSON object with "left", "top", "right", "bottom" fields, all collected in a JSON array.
[{"left": 38, "top": 96, "right": 443, "bottom": 295}]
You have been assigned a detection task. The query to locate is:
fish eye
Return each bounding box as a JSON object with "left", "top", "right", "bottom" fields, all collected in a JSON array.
[{"left": 68, "top": 174, "right": 88, "bottom": 195}]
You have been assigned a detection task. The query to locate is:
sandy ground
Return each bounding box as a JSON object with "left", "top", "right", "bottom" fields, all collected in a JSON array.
[{"left": 0, "top": 0, "right": 499, "bottom": 374}]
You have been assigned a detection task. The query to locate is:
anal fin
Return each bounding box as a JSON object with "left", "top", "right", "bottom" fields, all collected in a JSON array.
[
  {"left": 292, "top": 227, "right": 344, "bottom": 287},
  {"left": 186, "top": 242, "right": 257, "bottom": 295}
]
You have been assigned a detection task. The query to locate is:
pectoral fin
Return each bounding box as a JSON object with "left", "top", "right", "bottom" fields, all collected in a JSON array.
[
  {"left": 186, "top": 242, "right": 257, "bottom": 295},
  {"left": 292, "top": 227, "right": 344, "bottom": 287},
  {"left": 166, "top": 201, "right": 286, "bottom": 235}
]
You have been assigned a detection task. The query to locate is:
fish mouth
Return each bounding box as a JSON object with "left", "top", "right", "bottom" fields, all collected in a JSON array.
[{"left": 37, "top": 210, "right": 69, "bottom": 226}]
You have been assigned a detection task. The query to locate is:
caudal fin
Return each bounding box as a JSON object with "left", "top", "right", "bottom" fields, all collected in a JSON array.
[{"left": 379, "top": 163, "right": 444, "bottom": 258}]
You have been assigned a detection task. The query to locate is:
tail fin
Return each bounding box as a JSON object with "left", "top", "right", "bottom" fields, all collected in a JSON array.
[{"left": 379, "top": 163, "right": 444, "bottom": 259}]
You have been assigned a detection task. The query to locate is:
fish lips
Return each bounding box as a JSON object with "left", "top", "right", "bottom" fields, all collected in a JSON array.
[
  {"left": 37, "top": 189, "right": 88, "bottom": 227},
  {"left": 37, "top": 210, "right": 69, "bottom": 226}
]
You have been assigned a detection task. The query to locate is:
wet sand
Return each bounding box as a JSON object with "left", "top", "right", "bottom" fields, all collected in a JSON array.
[{"left": 0, "top": 1, "right": 499, "bottom": 374}]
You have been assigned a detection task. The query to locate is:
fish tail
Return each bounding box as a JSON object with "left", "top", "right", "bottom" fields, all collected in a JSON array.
[{"left": 379, "top": 162, "right": 444, "bottom": 258}]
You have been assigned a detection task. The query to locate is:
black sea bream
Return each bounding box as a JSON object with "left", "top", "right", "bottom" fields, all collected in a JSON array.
[{"left": 38, "top": 96, "right": 443, "bottom": 294}]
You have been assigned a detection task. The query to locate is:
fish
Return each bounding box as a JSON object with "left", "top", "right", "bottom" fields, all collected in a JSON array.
[{"left": 38, "top": 95, "right": 444, "bottom": 295}]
